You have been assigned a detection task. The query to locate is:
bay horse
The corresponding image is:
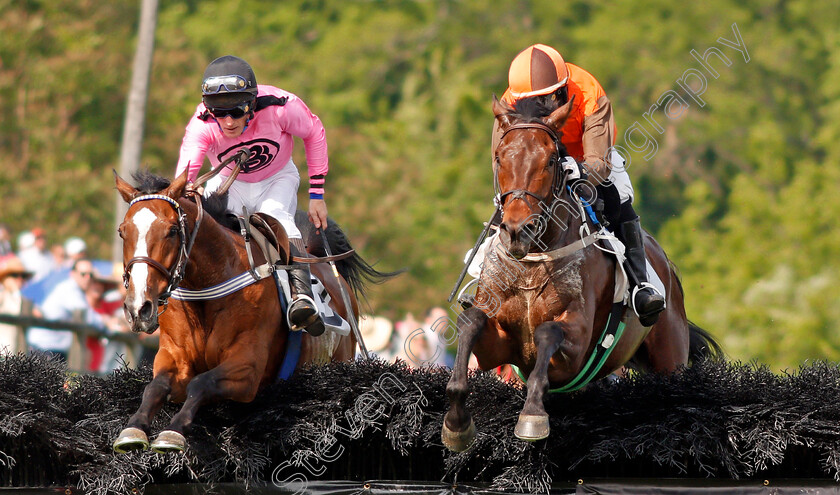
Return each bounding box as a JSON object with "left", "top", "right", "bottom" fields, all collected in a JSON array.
[
  {"left": 112, "top": 170, "right": 395, "bottom": 453},
  {"left": 441, "top": 96, "right": 720, "bottom": 451}
]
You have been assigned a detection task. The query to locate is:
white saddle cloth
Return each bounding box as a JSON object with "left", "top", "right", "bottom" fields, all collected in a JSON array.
[{"left": 274, "top": 270, "right": 351, "bottom": 336}]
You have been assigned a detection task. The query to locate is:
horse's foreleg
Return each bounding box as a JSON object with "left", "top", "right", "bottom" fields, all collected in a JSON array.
[
  {"left": 515, "top": 321, "right": 565, "bottom": 441},
  {"left": 150, "top": 362, "right": 260, "bottom": 453},
  {"left": 442, "top": 307, "right": 489, "bottom": 452},
  {"left": 113, "top": 373, "right": 173, "bottom": 453}
]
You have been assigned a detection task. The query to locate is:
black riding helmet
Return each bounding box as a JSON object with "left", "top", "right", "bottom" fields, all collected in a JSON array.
[{"left": 201, "top": 55, "right": 258, "bottom": 109}]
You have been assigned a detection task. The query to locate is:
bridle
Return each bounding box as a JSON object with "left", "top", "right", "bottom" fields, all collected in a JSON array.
[
  {"left": 123, "top": 194, "right": 202, "bottom": 312},
  {"left": 494, "top": 121, "right": 568, "bottom": 224},
  {"left": 121, "top": 147, "right": 250, "bottom": 312}
]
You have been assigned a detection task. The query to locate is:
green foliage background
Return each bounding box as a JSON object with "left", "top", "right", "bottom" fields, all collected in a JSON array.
[{"left": 2, "top": 0, "right": 839, "bottom": 370}]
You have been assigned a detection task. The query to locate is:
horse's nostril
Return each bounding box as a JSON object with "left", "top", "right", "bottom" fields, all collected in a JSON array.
[
  {"left": 139, "top": 300, "right": 154, "bottom": 321},
  {"left": 499, "top": 222, "right": 516, "bottom": 243}
]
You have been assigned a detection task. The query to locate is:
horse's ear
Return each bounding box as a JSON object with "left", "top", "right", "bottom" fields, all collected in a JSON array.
[
  {"left": 492, "top": 95, "right": 514, "bottom": 131},
  {"left": 165, "top": 170, "right": 189, "bottom": 199},
  {"left": 114, "top": 170, "right": 140, "bottom": 203},
  {"left": 545, "top": 94, "right": 576, "bottom": 131}
]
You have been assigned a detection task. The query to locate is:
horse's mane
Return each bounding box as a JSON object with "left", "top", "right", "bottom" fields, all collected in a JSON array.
[
  {"left": 203, "top": 193, "right": 239, "bottom": 230},
  {"left": 131, "top": 170, "right": 171, "bottom": 195},
  {"left": 511, "top": 94, "right": 559, "bottom": 122},
  {"left": 502, "top": 95, "right": 571, "bottom": 159},
  {"left": 129, "top": 170, "right": 238, "bottom": 230},
  {"left": 127, "top": 171, "right": 401, "bottom": 307}
]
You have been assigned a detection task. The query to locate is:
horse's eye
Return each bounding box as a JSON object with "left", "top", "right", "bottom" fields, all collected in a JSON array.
[{"left": 167, "top": 226, "right": 179, "bottom": 237}]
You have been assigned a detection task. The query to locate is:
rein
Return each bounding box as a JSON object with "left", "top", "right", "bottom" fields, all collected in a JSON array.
[
  {"left": 493, "top": 120, "right": 630, "bottom": 393},
  {"left": 123, "top": 188, "right": 355, "bottom": 308},
  {"left": 122, "top": 148, "right": 251, "bottom": 312},
  {"left": 193, "top": 147, "right": 250, "bottom": 195}
]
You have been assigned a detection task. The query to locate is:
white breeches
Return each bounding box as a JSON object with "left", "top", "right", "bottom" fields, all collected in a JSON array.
[
  {"left": 205, "top": 159, "right": 302, "bottom": 239},
  {"left": 606, "top": 148, "right": 634, "bottom": 204}
]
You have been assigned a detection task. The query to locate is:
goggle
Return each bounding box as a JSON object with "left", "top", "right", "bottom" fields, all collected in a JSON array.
[
  {"left": 207, "top": 101, "right": 251, "bottom": 119},
  {"left": 202, "top": 74, "right": 249, "bottom": 95}
]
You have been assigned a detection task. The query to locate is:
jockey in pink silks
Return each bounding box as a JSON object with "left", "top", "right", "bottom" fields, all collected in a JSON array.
[{"left": 175, "top": 55, "right": 328, "bottom": 336}]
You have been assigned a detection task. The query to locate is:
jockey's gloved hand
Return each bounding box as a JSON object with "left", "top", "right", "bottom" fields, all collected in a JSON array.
[
  {"left": 185, "top": 181, "right": 204, "bottom": 196},
  {"left": 561, "top": 156, "right": 586, "bottom": 183}
]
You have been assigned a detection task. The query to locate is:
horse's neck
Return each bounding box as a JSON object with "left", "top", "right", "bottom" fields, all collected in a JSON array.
[{"left": 181, "top": 207, "right": 243, "bottom": 288}]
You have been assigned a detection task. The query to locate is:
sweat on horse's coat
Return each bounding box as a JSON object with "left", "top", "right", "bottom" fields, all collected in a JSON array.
[{"left": 441, "top": 96, "right": 721, "bottom": 451}]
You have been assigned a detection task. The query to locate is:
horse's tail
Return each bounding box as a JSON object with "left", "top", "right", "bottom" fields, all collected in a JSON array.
[
  {"left": 295, "top": 211, "right": 405, "bottom": 304},
  {"left": 688, "top": 321, "right": 724, "bottom": 365},
  {"left": 323, "top": 218, "right": 405, "bottom": 303}
]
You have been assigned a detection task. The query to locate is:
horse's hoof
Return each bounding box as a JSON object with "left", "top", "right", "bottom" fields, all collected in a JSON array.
[
  {"left": 514, "top": 414, "right": 550, "bottom": 441},
  {"left": 441, "top": 418, "right": 476, "bottom": 452},
  {"left": 113, "top": 427, "right": 149, "bottom": 453},
  {"left": 150, "top": 430, "right": 186, "bottom": 453}
]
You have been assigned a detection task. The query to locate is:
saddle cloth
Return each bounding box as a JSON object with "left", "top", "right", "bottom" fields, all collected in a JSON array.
[
  {"left": 273, "top": 269, "right": 351, "bottom": 336},
  {"left": 239, "top": 214, "right": 351, "bottom": 337}
]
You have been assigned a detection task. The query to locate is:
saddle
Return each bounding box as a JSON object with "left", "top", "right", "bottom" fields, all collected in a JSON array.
[
  {"left": 236, "top": 212, "right": 289, "bottom": 270},
  {"left": 236, "top": 212, "right": 351, "bottom": 337}
]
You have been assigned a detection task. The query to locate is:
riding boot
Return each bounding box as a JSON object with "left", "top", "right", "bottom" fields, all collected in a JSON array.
[
  {"left": 287, "top": 242, "right": 325, "bottom": 336},
  {"left": 619, "top": 217, "right": 666, "bottom": 327}
]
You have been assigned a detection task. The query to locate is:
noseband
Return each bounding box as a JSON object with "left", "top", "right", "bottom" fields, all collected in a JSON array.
[
  {"left": 123, "top": 193, "right": 204, "bottom": 311},
  {"left": 494, "top": 121, "right": 568, "bottom": 220}
]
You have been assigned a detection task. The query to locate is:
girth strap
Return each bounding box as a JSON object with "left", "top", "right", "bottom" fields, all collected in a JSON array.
[
  {"left": 236, "top": 212, "right": 285, "bottom": 279},
  {"left": 237, "top": 213, "right": 261, "bottom": 280}
]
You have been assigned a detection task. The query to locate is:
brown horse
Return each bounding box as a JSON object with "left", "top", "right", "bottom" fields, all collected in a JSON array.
[
  {"left": 112, "top": 170, "right": 395, "bottom": 453},
  {"left": 441, "top": 97, "right": 720, "bottom": 451}
]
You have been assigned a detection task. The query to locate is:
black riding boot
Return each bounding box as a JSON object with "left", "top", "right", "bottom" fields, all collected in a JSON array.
[
  {"left": 619, "top": 217, "right": 666, "bottom": 327},
  {"left": 287, "top": 244, "right": 325, "bottom": 336}
]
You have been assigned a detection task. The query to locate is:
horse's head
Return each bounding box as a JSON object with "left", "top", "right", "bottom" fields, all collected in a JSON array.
[
  {"left": 114, "top": 170, "right": 190, "bottom": 334},
  {"left": 493, "top": 94, "right": 575, "bottom": 259}
]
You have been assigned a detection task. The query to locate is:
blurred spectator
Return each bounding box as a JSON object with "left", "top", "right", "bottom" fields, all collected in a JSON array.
[
  {"left": 27, "top": 258, "right": 106, "bottom": 362},
  {"left": 0, "top": 224, "right": 12, "bottom": 256},
  {"left": 18, "top": 228, "right": 55, "bottom": 281},
  {"left": 392, "top": 312, "right": 437, "bottom": 368},
  {"left": 358, "top": 314, "right": 394, "bottom": 361},
  {"left": 0, "top": 256, "right": 36, "bottom": 355},
  {"left": 423, "top": 306, "right": 453, "bottom": 368},
  {"left": 495, "top": 364, "right": 518, "bottom": 384},
  {"left": 390, "top": 313, "right": 417, "bottom": 365},
  {"left": 49, "top": 243, "right": 66, "bottom": 268},
  {"left": 91, "top": 263, "right": 133, "bottom": 373},
  {"left": 83, "top": 276, "right": 107, "bottom": 371},
  {"left": 63, "top": 237, "right": 88, "bottom": 266}
]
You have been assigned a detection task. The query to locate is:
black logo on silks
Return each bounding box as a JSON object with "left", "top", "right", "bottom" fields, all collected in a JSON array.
[{"left": 218, "top": 139, "right": 280, "bottom": 174}]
